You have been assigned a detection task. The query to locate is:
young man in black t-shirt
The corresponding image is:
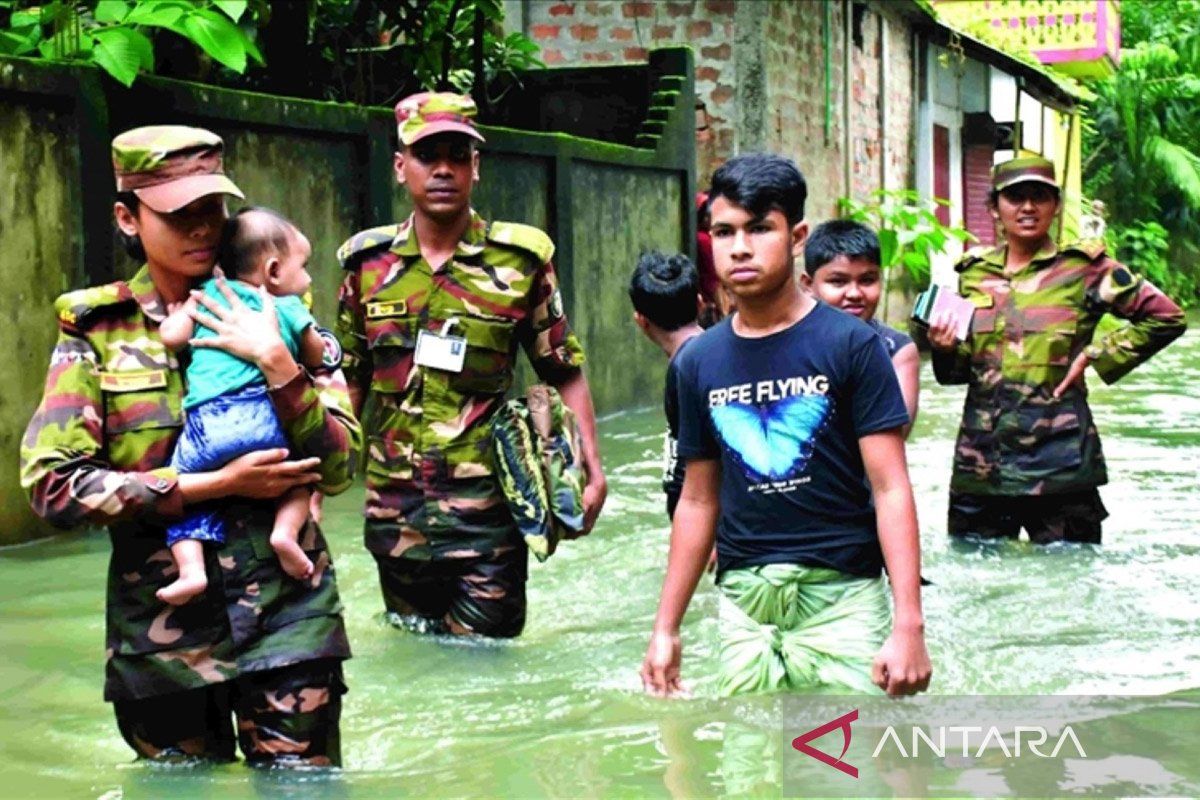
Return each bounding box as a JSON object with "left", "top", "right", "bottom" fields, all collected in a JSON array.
[
  {"left": 628, "top": 251, "right": 704, "bottom": 519},
  {"left": 639, "top": 154, "right": 932, "bottom": 698}
]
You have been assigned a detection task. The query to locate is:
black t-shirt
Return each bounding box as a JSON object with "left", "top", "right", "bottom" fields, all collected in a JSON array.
[
  {"left": 663, "top": 335, "right": 698, "bottom": 519},
  {"left": 867, "top": 318, "right": 914, "bottom": 357},
  {"left": 675, "top": 302, "right": 909, "bottom": 577}
]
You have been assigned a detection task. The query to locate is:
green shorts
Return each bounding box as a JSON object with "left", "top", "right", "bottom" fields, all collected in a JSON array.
[{"left": 717, "top": 563, "right": 890, "bottom": 696}]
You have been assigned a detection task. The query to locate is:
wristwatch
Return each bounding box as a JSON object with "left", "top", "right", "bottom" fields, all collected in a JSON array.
[{"left": 1083, "top": 343, "right": 1104, "bottom": 362}]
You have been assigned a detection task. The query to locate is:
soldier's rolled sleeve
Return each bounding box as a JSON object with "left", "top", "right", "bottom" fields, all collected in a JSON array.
[
  {"left": 520, "top": 260, "right": 586, "bottom": 382},
  {"left": 334, "top": 271, "right": 371, "bottom": 392},
  {"left": 1087, "top": 259, "right": 1187, "bottom": 384},
  {"left": 20, "top": 334, "right": 185, "bottom": 528},
  {"left": 269, "top": 367, "right": 362, "bottom": 496}
]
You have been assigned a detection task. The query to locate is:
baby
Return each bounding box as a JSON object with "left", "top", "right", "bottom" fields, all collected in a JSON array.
[{"left": 157, "top": 207, "right": 326, "bottom": 605}]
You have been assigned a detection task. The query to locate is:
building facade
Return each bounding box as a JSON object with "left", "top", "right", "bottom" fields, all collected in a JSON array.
[{"left": 508, "top": 0, "right": 1099, "bottom": 284}]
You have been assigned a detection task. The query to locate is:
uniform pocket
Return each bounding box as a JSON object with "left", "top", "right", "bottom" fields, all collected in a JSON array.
[
  {"left": 101, "top": 371, "right": 182, "bottom": 469},
  {"left": 1008, "top": 397, "right": 1084, "bottom": 472},
  {"left": 447, "top": 316, "right": 516, "bottom": 395},
  {"left": 1021, "top": 307, "right": 1078, "bottom": 367},
  {"left": 109, "top": 544, "right": 222, "bottom": 655},
  {"left": 971, "top": 308, "right": 998, "bottom": 334},
  {"left": 366, "top": 317, "right": 418, "bottom": 394},
  {"left": 102, "top": 370, "right": 181, "bottom": 433}
]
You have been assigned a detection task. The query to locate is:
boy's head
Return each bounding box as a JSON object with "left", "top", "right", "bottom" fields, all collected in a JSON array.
[
  {"left": 629, "top": 251, "right": 700, "bottom": 336},
  {"left": 216, "top": 207, "right": 312, "bottom": 296},
  {"left": 706, "top": 154, "right": 808, "bottom": 301},
  {"left": 800, "top": 219, "right": 883, "bottom": 322}
]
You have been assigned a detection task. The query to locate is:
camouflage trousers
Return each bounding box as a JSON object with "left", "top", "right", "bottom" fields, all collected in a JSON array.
[
  {"left": 948, "top": 489, "right": 1108, "bottom": 544},
  {"left": 113, "top": 659, "right": 345, "bottom": 767},
  {"left": 373, "top": 542, "right": 528, "bottom": 638}
]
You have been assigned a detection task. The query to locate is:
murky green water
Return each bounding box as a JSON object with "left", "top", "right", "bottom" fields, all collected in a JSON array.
[{"left": 2, "top": 328, "right": 1199, "bottom": 798}]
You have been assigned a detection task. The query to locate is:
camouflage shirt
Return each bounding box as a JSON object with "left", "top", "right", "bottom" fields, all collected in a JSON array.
[
  {"left": 335, "top": 210, "right": 585, "bottom": 561},
  {"left": 20, "top": 266, "right": 362, "bottom": 701},
  {"left": 933, "top": 240, "right": 1187, "bottom": 495}
]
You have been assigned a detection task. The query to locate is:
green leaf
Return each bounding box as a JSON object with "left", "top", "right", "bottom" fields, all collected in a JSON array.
[
  {"left": 878, "top": 228, "right": 899, "bottom": 268},
  {"left": 213, "top": 0, "right": 248, "bottom": 22},
  {"left": 38, "top": 37, "right": 64, "bottom": 59},
  {"left": 242, "top": 32, "right": 263, "bottom": 65},
  {"left": 1147, "top": 135, "right": 1200, "bottom": 208},
  {"left": 0, "top": 30, "right": 36, "bottom": 56},
  {"left": 92, "top": 27, "right": 152, "bottom": 86},
  {"left": 180, "top": 7, "right": 247, "bottom": 72},
  {"left": 94, "top": 0, "right": 131, "bottom": 23},
  {"left": 12, "top": 10, "right": 40, "bottom": 26},
  {"left": 124, "top": 1, "right": 189, "bottom": 27}
]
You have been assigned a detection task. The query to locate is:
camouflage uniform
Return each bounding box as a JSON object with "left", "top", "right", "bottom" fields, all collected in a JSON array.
[
  {"left": 335, "top": 91, "right": 586, "bottom": 637},
  {"left": 19, "top": 126, "right": 362, "bottom": 765},
  {"left": 933, "top": 159, "right": 1187, "bottom": 542},
  {"left": 336, "top": 211, "right": 585, "bottom": 634}
]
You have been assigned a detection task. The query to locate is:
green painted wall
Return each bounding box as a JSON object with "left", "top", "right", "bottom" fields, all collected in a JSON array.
[
  {"left": 0, "top": 100, "right": 87, "bottom": 545},
  {"left": 570, "top": 162, "right": 684, "bottom": 412}
]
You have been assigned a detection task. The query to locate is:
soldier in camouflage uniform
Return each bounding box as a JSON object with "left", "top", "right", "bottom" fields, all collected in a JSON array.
[
  {"left": 335, "top": 92, "right": 607, "bottom": 637},
  {"left": 929, "top": 156, "right": 1186, "bottom": 543},
  {"left": 19, "top": 126, "right": 362, "bottom": 765}
]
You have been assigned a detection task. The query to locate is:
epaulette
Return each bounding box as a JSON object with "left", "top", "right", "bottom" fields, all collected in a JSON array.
[
  {"left": 487, "top": 221, "right": 555, "bottom": 264},
  {"left": 1061, "top": 238, "right": 1107, "bottom": 260},
  {"left": 954, "top": 244, "right": 995, "bottom": 273},
  {"left": 337, "top": 224, "right": 403, "bottom": 269},
  {"left": 53, "top": 282, "right": 135, "bottom": 330}
]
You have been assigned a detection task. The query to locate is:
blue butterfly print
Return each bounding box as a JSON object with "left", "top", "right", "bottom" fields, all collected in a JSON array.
[{"left": 709, "top": 394, "right": 832, "bottom": 482}]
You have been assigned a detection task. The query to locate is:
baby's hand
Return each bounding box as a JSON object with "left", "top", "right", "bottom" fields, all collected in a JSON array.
[{"left": 167, "top": 301, "right": 185, "bottom": 316}]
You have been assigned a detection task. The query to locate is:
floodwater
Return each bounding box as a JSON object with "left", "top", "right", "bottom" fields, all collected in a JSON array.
[{"left": 2, "top": 327, "right": 1199, "bottom": 799}]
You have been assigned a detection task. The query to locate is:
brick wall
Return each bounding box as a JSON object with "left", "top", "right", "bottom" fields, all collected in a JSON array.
[
  {"left": 761, "top": 0, "right": 845, "bottom": 219},
  {"left": 522, "top": 0, "right": 916, "bottom": 218},
  {"left": 524, "top": 0, "right": 736, "bottom": 185}
]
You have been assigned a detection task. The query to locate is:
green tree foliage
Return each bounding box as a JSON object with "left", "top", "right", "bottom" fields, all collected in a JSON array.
[
  {"left": 1084, "top": 0, "right": 1200, "bottom": 305},
  {"left": 839, "top": 190, "right": 974, "bottom": 289},
  {"left": 0, "top": 0, "right": 543, "bottom": 112},
  {"left": 264, "top": 0, "right": 543, "bottom": 109},
  {"left": 0, "top": 0, "right": 263, "bottom": 86}
]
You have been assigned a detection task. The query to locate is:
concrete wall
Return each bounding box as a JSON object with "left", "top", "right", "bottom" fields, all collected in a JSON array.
[
  {"left": 0, "top": 95, "right": 87, "bottom": 544},
  {"left": 569, "top": 162, "right": 683, "bottom": 411},
  {"left": 0, "top": 49, "right": 694, "bottom": 544}
]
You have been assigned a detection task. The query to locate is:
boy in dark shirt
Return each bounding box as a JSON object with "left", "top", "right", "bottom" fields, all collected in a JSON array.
[
  {"left": 639, "top": 154, "right": 931, "bottom": 697},
  {"left": 628, "top": 251, "right": 704, "bottom": 519},
  {"left": 802, "top": 219, "right": 920, "bottom": 437}
]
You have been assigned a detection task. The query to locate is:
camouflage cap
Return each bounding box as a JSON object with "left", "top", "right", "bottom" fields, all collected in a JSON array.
[
  {"left": 395, "top": 92, "right": 486, "bottom": 146},
  {"left": 111, "top": 125, "right": 244, "bottom": 213},
  {"left": 992, "top": 155, "right": 1059, "bottom": 192}
]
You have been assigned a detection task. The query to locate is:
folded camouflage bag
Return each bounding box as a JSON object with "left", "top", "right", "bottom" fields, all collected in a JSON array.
[{"left": 493, "top": 384, "right": 586, "bottom": 562}]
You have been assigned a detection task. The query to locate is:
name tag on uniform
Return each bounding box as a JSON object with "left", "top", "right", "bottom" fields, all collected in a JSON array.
[
  {"left": 99, "top": 368, "right": 168, "bottom": 392},
  {"left": 415, "top": 319, "right": 466, "bottom": 373}
]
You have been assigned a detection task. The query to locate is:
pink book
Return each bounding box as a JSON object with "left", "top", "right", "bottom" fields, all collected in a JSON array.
[
  {"left": 911, "top": 285, "right": 975, "bottom": 341},
  {"left": 930, "top": 288, "right": 975, "bottom": 341}
]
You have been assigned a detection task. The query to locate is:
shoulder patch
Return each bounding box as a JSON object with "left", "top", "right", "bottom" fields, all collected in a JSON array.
[
  {"left": 1061, "top": 238, "right": 1107, "bottom": 260},
  {"left": 487, "top": 221, "right": 555, "bottom": 264},
  {"left": 337, "top": 224, "right": 403, "bottom": 269},
  {"left": 54, "top": 282, "right": 135, "bottom": 329}
]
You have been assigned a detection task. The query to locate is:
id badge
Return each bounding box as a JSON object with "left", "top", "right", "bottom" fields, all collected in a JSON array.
[{"left": 415, "top": 319, "right": 467, "bottom": 373}]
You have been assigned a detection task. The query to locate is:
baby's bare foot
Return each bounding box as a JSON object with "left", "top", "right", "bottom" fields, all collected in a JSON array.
[
  {"left": 157, "top": 573, "right": 207, "bottom": 606},
  {"left": 271, "top": 532, "right": 314, "bottom": 580}
]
